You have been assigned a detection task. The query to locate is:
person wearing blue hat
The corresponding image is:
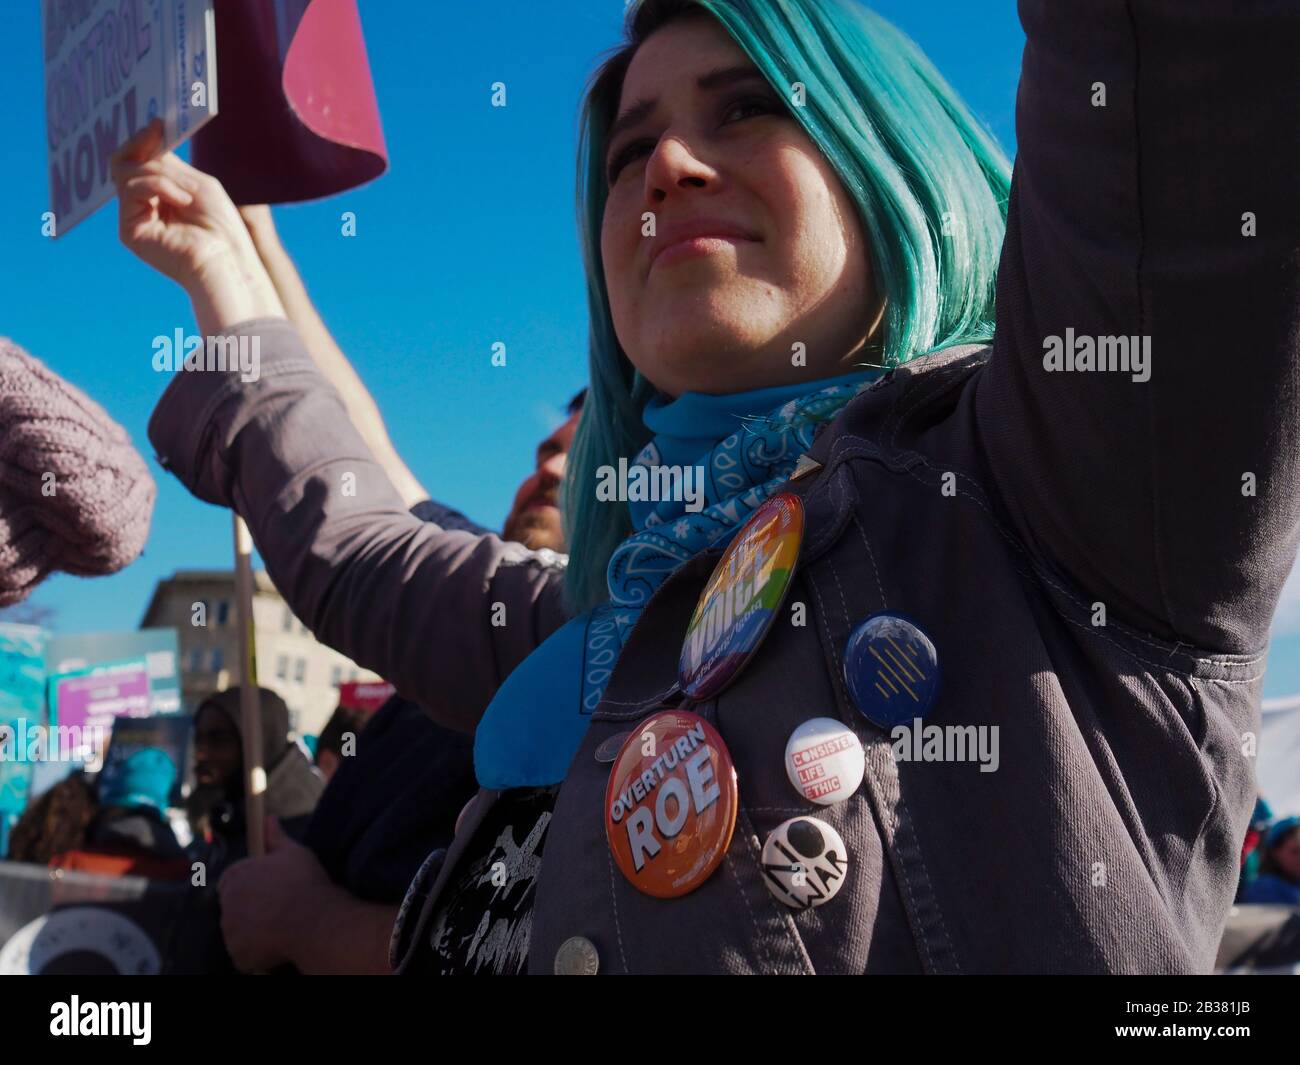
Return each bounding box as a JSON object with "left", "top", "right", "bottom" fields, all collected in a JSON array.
[
  {"left": 99, "top": 748, "right": 177, "bottom": 813},
  {"left": 77, "top": 746, "right": 187, "bottom": 875},
  {"left": 1241, "top": 818, "right": 1300, "bottom": 906},
  {"left": 12, "top": 746, "right": 190, "bottom": 880}
]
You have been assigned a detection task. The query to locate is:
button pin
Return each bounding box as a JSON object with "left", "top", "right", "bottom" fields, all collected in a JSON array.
[
  {"left": 842, "top": 612, "right": 941, "bottom": 729},
  {"left": 761, "top": 817, "right": 849, "bottom": 909},
  {"left": 554, "top": 936, "right": 600, "bottom": 975}
]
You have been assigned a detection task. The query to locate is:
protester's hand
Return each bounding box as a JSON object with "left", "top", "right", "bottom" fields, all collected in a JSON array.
[
  {"left": 111, "top": 121, "right": 285, "bottom": 332},
  {"left": 216, "top": 816, "right": 334, "bottom": 974},
  {"left": 111, "top": 121, "right": 252, "bottom": 286}
]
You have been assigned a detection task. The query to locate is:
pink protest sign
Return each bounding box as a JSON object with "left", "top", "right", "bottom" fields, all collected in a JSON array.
[
  {"left": 192, "top": 0, "right": 388, "bottom": 205},
  {"left": 52, "top": 665, "right": 151, "bottom": 735}
]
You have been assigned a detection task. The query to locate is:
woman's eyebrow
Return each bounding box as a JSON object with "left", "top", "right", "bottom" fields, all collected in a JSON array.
[
  {"left": 608, "top": 66, "right": 769, "bottom": 143},
  {"left": 608, "top": 98, "right": 656, "bottom": 144},
  {"left": 696, "top": 65, "right": 768, "bottom": 93}
]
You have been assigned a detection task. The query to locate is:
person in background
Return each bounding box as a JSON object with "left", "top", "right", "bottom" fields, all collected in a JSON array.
[
  {"left": 1237, "top": 796, "right": 1274, "bottom": 900},
  {"left": 52, "top": 749, "right": 188, "bottom": 880},
  {"left": 313, "top": 704, "right": 372, "bottom": 783},
  {"left": 6, "top": 773, "right": 98, "bottom": 865},
  {"left": 6, "top": 752, "right": 188, "bottom": 879},
  {"left": 189, "top": 686, "right": 323, "bottom": 881},
  {"left": 217, "top": 401, "right": 581, "bottom": 973},
  {"left": 213, "top": 207, "right": 583, "bottom": 973},
  {"left": 1240, "top": 817, "right": 1300, "bottom": 906},
  {"left": 500, "top": 389, "right": 586, "bottom": 552}
]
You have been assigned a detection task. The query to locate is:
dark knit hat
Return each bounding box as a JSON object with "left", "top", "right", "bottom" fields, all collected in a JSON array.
[{"left": 0, "top": 338, "right": 155, "bottom": 605}]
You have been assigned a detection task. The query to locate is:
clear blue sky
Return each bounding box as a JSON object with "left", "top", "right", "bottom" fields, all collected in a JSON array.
[{"left": 2, "top": 1, "right": 1296, "bottom": 694}]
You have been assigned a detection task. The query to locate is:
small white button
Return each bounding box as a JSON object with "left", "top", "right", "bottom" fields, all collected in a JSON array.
[
  {"left": 784, "top": 718, "right": 865, "bottom": 805},
  {"left": 761, "top": 817, "right": 849, "bottom": 909}
]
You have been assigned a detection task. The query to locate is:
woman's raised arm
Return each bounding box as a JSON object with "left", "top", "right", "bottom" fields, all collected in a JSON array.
[
  {"left": 114, "top": 126, "right": 570, "bottom": 732},
  {"left": 236, "top": 204, "right": 431, "bottom": 511},
  {"left": 979, "top": 0, "right": 1300, "bottom": 654},
  {"left": 147, "top": 317, "right": 569, "bottom": 732}
]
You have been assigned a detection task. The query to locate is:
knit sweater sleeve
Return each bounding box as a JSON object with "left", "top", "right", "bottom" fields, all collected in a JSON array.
[
  {"left": 147, "top": 318, "right": 571, "bottom": 734},
  {"left": 0, "top": 338, "right": 155, "bottom": 605}
]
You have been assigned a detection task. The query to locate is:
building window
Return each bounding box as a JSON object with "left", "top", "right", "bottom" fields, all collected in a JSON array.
[
  {"left": 276, "top": 654, "right": 289, "bottom": 681},
  {"left": 188, "top": 648, "right": 203, "bottom": 673},
  {"left": 294, "top": 658, "right": 307, "bottom": 684},
  {"left": 210, "top": 647, "right": 224, "bottom": 672},
  {"left": 282, "top": 606, "right": 293, "bottom": 633},
  {"left": 216, "top": 599, "right": 230, "bottom": 627},
  {"left": 330, "top": 665, "right": 342, "bottom": 687}
]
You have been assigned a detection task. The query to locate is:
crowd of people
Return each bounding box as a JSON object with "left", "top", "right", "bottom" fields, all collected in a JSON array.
[
  {"left": 4, "top": 378, "right": 584, "bottom": 973},
  {"left": 3, "top": 0, "right": 1299, "bottom": 974},
  {"left": 1239, "top": 801, "right": 1300, "bottom": 908}
]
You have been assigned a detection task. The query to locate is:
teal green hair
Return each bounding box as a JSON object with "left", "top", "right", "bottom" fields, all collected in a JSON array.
[{"left": 562, "top": 0, "right": 1012, "bottom": 613}]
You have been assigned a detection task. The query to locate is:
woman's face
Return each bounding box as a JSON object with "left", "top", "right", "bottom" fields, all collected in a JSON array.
[{"left": 601, "top": 15, "right": 875, "bottom": 398}]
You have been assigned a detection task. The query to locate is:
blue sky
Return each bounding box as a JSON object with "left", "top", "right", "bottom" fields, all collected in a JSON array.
[{"left": 1, "top": 1, "right": 1296, "bottom": 694}]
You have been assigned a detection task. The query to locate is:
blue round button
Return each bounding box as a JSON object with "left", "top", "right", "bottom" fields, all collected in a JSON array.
[{"left": 842, "top": 612, "right": 941, "bottom": 729}]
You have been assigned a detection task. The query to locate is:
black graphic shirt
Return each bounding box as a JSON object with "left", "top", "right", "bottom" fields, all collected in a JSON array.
[{"left": 419, "top": 786, "right": 559, "bottom": 975}]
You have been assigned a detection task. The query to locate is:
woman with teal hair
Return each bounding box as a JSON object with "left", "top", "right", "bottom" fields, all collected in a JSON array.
[
  {"left": 563, "top": 0, "right": 1010, "bottom": 614},
  {"left": 113, "top": 0, "right": 1299, "bottom": 973}
]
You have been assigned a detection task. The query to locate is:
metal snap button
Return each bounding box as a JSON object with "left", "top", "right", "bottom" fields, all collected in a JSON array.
[{"left": 554, "top": 935, "right": 600, "bottom": 975}]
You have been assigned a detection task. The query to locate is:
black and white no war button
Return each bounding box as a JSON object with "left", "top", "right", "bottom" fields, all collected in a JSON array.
[
  {"left": 783, "top": 717, "right": 865, "bottom": 805},
  {"left": 760, "top": 817, "right": 848, "bottom": 909}
]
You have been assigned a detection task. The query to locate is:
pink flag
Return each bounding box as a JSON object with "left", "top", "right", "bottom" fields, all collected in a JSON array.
[{"left": 192, "top": 0, "right": 387, "bottom": 204}]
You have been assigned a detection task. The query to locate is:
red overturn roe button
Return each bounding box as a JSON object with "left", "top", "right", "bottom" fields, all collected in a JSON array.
[{"left": 604, "top": 710, "right": 738, "bottom": 898}]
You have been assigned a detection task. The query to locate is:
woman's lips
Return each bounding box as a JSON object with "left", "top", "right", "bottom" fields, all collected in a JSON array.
[
  {"left": 648, "top": 217, "right": 761, "bottom": 272},
  {"left": 651, "top": 234, "right": 757, "bottom": 270}
]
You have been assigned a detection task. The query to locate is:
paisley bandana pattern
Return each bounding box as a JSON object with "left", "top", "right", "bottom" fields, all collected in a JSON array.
[
  {"left": 473, "top": 369, "right": 878, "bottom": 789},
  {"left": 584, "top": 376, "right": 874, "bottom": 713}
]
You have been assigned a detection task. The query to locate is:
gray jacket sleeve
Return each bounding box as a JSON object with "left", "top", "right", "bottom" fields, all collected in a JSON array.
[
  {"left": 147, "top": 317, "right": 571, "bottom": 733},
  {"left": 978, "top": 0, "right": 1300, "bottom": 654}
]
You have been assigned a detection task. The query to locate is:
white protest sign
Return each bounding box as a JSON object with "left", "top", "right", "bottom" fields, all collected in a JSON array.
[{"left": 42, "top": 0, "right": 218, "bottom": 237}]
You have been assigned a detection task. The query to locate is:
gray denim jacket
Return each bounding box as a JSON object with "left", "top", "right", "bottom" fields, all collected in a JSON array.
[{"left": 148, "top": 1, "right": 1299, "bottom": 972}]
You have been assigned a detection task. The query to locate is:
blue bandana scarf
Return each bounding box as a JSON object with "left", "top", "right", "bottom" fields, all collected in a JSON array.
[{"left": 473, "top": 369, "right": 877, "bottom": 789}]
